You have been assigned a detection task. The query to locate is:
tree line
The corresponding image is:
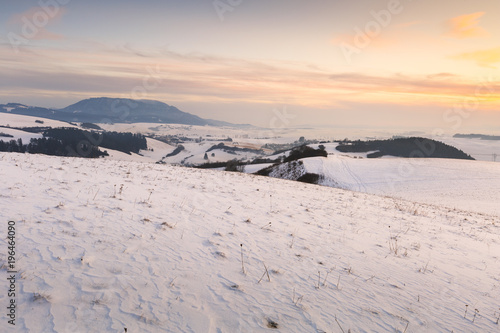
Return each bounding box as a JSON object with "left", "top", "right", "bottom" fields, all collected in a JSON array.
[{"left": 0, "top": 127, "right": 148, "bottom": 158}]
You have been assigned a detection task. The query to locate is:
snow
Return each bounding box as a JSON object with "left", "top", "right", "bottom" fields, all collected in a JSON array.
[
  {"left": 0, "top": 128, "right": 42, "bottom": 142},
  {"left": 1, "top": 152, "right": 499, "bottom": 332}
]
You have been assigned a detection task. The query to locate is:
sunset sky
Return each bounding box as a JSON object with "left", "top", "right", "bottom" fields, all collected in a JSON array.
[{"left": 1, "top": 0, "right": 499, "bottom": 131}]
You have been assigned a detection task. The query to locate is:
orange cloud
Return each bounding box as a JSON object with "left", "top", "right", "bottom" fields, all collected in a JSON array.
[
  {"left": 452, "top": 47, "right": 500, "bottom": 68},
  {"left": 8, "top": 6, "right": 66, "bottom": 41},
  {"left": 445, "top": 12, "right": 488, "bottom": 39}
]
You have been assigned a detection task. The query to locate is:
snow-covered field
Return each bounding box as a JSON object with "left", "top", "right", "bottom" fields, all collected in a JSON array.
[
  {"left": 1, "top": 152, "right": 499, "bottom": 332},
  {"left": 300, "top": 154, "right": 500, "bottom": 217}
]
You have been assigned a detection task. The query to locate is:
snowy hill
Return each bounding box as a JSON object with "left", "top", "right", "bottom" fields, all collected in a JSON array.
[{"left": 1, "top": 152, "right": 499, "bottom": 332}]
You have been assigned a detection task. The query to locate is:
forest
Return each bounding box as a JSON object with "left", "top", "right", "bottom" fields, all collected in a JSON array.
[{"left": 336, "top": 137, "right": 474, "bottom": 160}]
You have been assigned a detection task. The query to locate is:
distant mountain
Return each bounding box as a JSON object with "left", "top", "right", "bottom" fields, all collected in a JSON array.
[
  {"left": 0, "top": 103, "right": 63, "bottom": 120},
  {"left": 0, "top": 97, "right": 249, "bottom": 127},
  {"left": 454, "top": 133, "right": 500, "bottom": 141}
]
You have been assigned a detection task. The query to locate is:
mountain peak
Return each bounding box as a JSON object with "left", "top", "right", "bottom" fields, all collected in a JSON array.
[{"left": 59, "top": 97, "right": 208, "bottom": 124}]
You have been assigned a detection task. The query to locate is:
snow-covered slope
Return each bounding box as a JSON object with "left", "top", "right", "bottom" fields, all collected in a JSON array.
[
  {"left": 0, "top": 113, "right": 77, "bottom": 129},
  {"left": 0, "top": 153, "right": 499, "bottom": 332},
  {"left": 100, "top": 138, "right": 177, "bottom": 163}
]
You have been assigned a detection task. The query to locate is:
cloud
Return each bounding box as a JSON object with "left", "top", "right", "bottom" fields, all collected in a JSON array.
[
  {"left": 1, "top": 43, "right": 499, "bottom": 111},
  {"left": 7, "top": 6, "right": 66, "bottom": 41},
  {"left": 328, "top": 72, "right": 500, "bottom": 103},
  {"left": 445, "top": 12, "right": 488, "bottom": 39},
  {"left": 452, "top": 47, "right": 500, "bottom": 68},
  {"left": 426, "top": 73, "right": 458, "bottom": 80}
]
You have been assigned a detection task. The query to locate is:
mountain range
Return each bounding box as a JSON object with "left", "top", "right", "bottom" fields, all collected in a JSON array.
[{"left": 0, "top": 97, "right": 247, "bottom": 127}]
